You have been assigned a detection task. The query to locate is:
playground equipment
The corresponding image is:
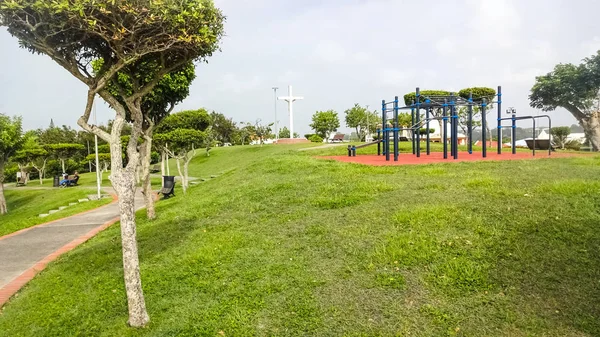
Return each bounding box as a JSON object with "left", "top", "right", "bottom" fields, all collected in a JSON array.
[{"left": 349, "top": 86, "right": 552, "bottom": 161}]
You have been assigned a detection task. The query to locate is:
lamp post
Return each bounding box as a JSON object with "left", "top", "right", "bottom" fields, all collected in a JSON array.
[
  {"left": 365, "top": 104, "right": 370, "bottom": 142},
  {"left": 506, "top": 107, "right": 516, "bottom": 154},
  {"left": 272, "top": 87, "right": 279, "bottom": 140},
  {"left": 93, "top": 99, "right": 101, "bottom": 200}
]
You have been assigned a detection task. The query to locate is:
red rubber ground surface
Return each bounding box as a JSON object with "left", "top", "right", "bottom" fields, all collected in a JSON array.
[{"left": 320, "top": 151, "right": 588, "bottom": 166}]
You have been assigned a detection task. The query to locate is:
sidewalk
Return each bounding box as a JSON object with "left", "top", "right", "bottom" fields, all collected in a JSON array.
[{"left": 0, "top": 189, "right": 145, "bottom": 306}]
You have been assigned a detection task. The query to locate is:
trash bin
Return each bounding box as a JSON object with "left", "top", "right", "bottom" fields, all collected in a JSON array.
[
  {"left": 53, "top": 175, "right": 60, "bottom": 187},
  {"left": 162, "top": 175, "right": 175, "bottom": 187}
]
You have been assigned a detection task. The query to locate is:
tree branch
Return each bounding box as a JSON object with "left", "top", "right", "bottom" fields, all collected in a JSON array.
[{"left": 77, "top": 90, "right": 111, "bottom": 142}]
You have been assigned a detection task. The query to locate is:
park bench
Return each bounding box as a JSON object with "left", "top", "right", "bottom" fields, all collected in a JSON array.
[
  {"left": 150, "top": 164, "right": 160, "bottom": 173},
  {"left": 60, "top": 175, "right": 80, "bottom": 188},
  {"left": 160, "top": 176, "right": 176, "bottom": 199}
]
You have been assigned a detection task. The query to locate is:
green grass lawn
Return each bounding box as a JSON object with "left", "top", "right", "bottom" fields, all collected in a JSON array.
[
  {"left": 0, "top": 144, "right": 599, "bottom": 336},
  {"left": 0, "top": 188, "right": 113, "bottom": 237}
]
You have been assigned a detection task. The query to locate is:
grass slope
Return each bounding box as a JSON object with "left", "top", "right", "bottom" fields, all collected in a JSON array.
[
  {"left": 0, "top": 188, "right": 112, "bottom": 237},
  {"left": 0, "top": 144, "right": 599, "bottom": 336}
]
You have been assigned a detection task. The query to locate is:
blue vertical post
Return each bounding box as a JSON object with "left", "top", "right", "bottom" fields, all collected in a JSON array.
[
  {"left": 382, "top": 100, "right": 389, "bottom": 161},
  {"left": 426, "top": 104, "right": 431, "bottom": 155},
  {"left": 393, "top": 96, "right": 399, "bottom": 162},
  {"left": 411, "top": 101, "right": 415, "bottom": 155},
  {"left": 511, "top": 111, "right": 516, "bottom": 155},
  {"left": 468, "top": 92, "right": 473, "bottom": 154},
  {"left": 453, "top": 96, "right": 458, "bottom": 160},
  {"left": 377, "top": 125, "right": 381, "bottom": 155},
  {"left": 481, "top": 98, "right": 487, "bottom": 158},
  {"left": 497, "top": 86, "right": 502, "bottom": 154},
  {"left": 443, "top": 99, "right": 448, "bottom": 159},
  {"left": 415, "top": 88, "right": 421, "bottom": 158},
  {"left": 449, "top": 93, "right": 456, "bottom": 158}
]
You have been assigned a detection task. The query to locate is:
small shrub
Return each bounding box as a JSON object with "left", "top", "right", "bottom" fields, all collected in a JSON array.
[
  {"left": 564, "top": 139, "right": 582, "bottom": 151},
  {"left": 308, "top": 135, "right": 323, "bottom": 143}
]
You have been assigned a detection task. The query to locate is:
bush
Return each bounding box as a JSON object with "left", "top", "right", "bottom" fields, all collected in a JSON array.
[
  {"left": 151, "top": 151, "right": 160, "bottom": 164},
  {"left": 304, "top": 133, "right": 315, "bottom": 140},
  {"left": 564, "top": 140, "right": 582, "bottom": 151},
  {"left": 457, "top": 87, "right": 496, "bottom": 103},
  {"left": 308, "top": 135, "right": 323, "bottom": 143}
]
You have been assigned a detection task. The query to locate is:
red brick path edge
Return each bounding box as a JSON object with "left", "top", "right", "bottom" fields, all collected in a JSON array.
[{"left": 0, "top": 194, "right": 128, "bottom": 307}]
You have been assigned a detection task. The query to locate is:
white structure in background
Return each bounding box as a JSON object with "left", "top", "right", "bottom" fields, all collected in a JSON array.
[
  {"left": 567, "top": 132, "right": 586, "bottom": 143},
  {"left": 277, "top": 85, "right": 304, "bottom": 139}
]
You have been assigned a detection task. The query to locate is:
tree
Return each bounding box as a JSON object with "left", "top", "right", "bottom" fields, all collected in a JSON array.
[
  {"left": 237, "top": 122, "right": 254, "bottom": 145},
  {"left": 530, "top": 52, "right": 600, "bottom": 151},
  {"left": 456, "top": 107, "right": 482, "bottom": 145},
  {"left": 310, "top": 110, "right": 340, "bottom": 141},
  {"left": 96, "top": 59, "right": 197, "bottom": 220},
  {"left": 279, "top": 126, "right": 291, "bottom": 139},
  {"left": 46, "top": 143, "right": 85, "bottom": 173},
  {"left": 550, "top": 126, "right": 571, "bottom": 149},
  {"left": 0, "top": 0, "right": 225, "bottom": 327},
  {"left": 0, "top": 114, "right": 23, "bottom": 214},
  {"left": 12, "top": 133, "right": 49, "bottom": 185},
  {"left": 344, "top": 104, "right": 379, "bottom": 141},
  {"left": 253, "top": 119, "right": 274, "bottom": 146},
  {"left": 210, "top": 112, "right": 236, "bottom": 144},
  {"left": 86, "top": 153, "right": 112, "bottom": 173},
  {"left": 155, "top": 109, "right": 210, "bottom": 193}
]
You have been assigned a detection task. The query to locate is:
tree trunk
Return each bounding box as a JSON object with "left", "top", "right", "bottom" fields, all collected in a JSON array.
[
  {"left": 0, "top": 159, "right": 6, "bottom": 214},
  {"left": 61, "top": 159, "right": 66, "bottom": 173},
  {"left": 107, "top": 117, "right": 149, "bottom": 328},
  {"left": 176, "top": 157, "right": 186, "bottom": 194},
  {"left": 581, "top": 112, "right": 600, "bottom": 151},
  {"left": 139, "top": 134, "right": 156, "bottom": 220}
]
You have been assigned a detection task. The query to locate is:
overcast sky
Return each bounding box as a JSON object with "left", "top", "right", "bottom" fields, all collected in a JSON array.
[{"left": 1, "top": 0, "right": 599, "bottom": 135}]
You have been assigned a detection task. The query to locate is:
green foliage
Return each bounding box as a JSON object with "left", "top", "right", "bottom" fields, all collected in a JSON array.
[
  {"left": 1, "top": 146, "right": 600, "bottom": 335},
  {"left": 151, "top": 151, "right": 160, "bottom": 164},
  {"left": 279, "top": 126, "right": 291, "bottom": 139},
  {"left": 155, "top": 109, "right": 211, "bottom": 134},
  {"left": 308, "top": 134, "right": 323, "bottom": 143},
  {"left": 419, "top": 128, "right": 435, "bottom": 134},
  {"left": 550, "top": 126, "right": 571, "bottom": 149},
  {"left": 45, "top": 143, "right": 85, "bottom": 159},
  {"left": 85, "top": 153, "right": 113, "bottom": 162},
  {"left": 97, "top": 144, "right": 110, "bottom": 153},
  {"left": 209, "top": 112, "right": 237, "bottom": 144},
  {"left": 565, "top": 139, "right": 583, "bottom": 151},
  {"left": 253, "top": 120, "right": 274, "bottom": 144},
  {"left": 0, "top": 0, "right": 226, "bottom": 75},
  {"left": 304, "top": 133, "right": 315, "bottom": 140},
  {"left": 344, "top": 104, "right": 379, "bottom": 141},
  {"left": 397, "top": 112, "right": 412, "bottom": 127},
  {"left": 94, "top": 59, "right": 197, "bottom": 126},
  {"left": 0, "top": 114, "right": 23, "bottom": 163},
  {"left": 154, "top": 129, "right": 205, "bottom": 155},
  {"left": 403, "top": 90, "right": 450, "bottom": 106},
  {"left": 530, "top": 61, "right": 598, "bottom": 114},
  {"left": 457, "top": 87, "right": 497, "bottom": 102},
  {"left": 309, "top": 110, "right": 340, "bottom": 139}
]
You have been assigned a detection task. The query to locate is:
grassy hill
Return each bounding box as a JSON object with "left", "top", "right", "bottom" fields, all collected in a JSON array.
[{"left": 0, "top": 144, "right": 599, "bottom": 336}]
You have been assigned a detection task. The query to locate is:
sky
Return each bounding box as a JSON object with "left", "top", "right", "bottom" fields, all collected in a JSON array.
[{"left": 1, "top": 0, "right": 600, "bottom": 135}]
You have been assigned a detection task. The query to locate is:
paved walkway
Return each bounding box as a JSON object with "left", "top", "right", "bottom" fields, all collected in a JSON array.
[{"left": 0, "top": 189, "right": 145, "bottom": 306}]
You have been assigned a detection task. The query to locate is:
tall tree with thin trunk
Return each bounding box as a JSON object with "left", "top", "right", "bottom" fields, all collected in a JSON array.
[
  {"left": 155, "top": 109, "right": 210, "bottom": 193},
  {"left": 96, "top": 60, "right": 197, "bottom": 220},
  {"left": 0, "top": 0, "right": 225, "bottom": 327},
  {"left": 530, "top": 51, "right": 600, "bottom": 151},
  {"left": 0, "top": 114, "right": 23, "bottom": 214}
]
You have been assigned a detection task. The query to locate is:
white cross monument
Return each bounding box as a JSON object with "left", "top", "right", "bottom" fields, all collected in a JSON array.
[{"left": 277, "top": 85, "right": 304, "bottom": 139}]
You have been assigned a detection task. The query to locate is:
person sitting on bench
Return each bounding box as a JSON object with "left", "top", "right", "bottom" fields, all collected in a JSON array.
[{"left": 60, "top": 171, "right": 80, "bottom": 187}]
